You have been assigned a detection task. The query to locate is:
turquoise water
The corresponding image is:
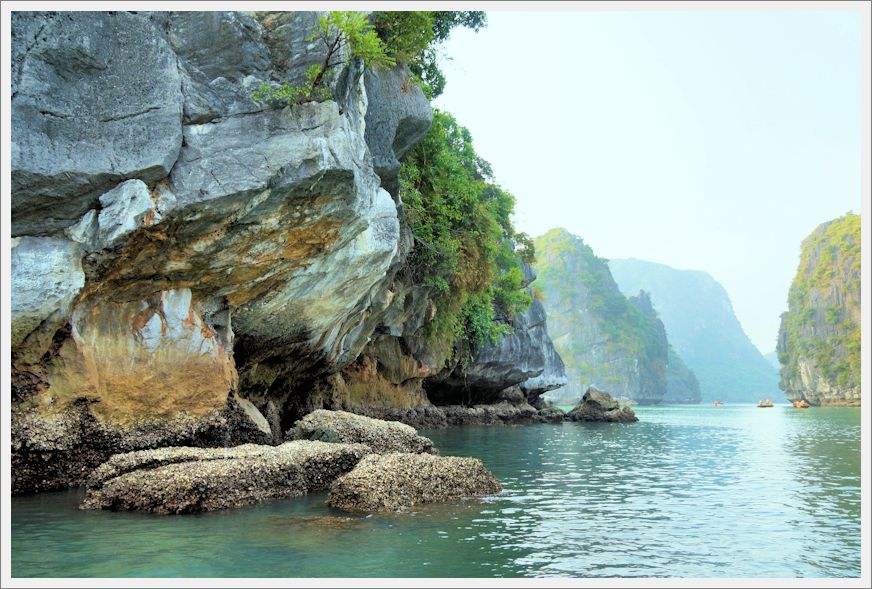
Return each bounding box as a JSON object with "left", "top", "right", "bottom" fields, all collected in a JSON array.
[{"left": 11, "top": 405, "right": 861, "bottom": 578}]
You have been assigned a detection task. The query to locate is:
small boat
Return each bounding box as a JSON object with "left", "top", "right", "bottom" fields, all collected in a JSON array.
[
  {"left": 757, "top": 399, "right": 775, "bottom": 408},
  {"left": 713, "top": 400, "right": 722, "bottom": 407},
  {"left": 792, "top": 400, "right": 810, "bottom": 409}
]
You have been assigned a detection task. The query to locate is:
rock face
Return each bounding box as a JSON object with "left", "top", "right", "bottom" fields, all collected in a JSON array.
[
  {"left": 777, "top": 214, "right": 861, "bottom": 406},
  {"left": 665, "top": 347, "right": 702, "bottom": 404},
  {"left": 428, "top": 262, "right": 568, "bottom": 405},
  {"left": 82, "top": 441, "right": 370, "bottom": 514},
  {"left": 10, "top": 11, "right": 566, "bottom": 494},
  {"left": 567, "top": 387, "right": 638, "bottom": 423},
  {"left": 10, "top": 396, "right": 272, "bottom": 495},
  {"left": 285, "top": 410, "right": 435, "bottom": 454},
  {"left": 11, "top": 12, "right": 183, "bottom": 237},
  {"left": 609, "top": 257, "right": 779, "bottom": 403},
  {"left": 534, "top": 229, "right": 667, "bottom": 404},
  {"left": 363, "top": 64, "right": 433, "bottom": 197},
  {"left": 329, "top": 389, "right": 566, "bottom": 429},
  {"left": 328, "top": 453, "right": 502, "bottom": 512}
]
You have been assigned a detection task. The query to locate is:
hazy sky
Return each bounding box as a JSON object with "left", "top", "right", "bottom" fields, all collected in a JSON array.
[{"left": 433, "top": 9, "right": 862, "bottom": 354}]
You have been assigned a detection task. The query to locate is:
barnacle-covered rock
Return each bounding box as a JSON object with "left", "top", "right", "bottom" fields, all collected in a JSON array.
[
  {"left": 328, "top": 453, "right": 502, "bottom": 512},
  {"left": 82, "top": 440, "right": 370, "bottom": 514}
]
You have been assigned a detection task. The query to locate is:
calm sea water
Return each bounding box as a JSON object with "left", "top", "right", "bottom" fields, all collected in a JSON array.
[{"left": 11, "top": 405, "right": 861, "bottom": 578}]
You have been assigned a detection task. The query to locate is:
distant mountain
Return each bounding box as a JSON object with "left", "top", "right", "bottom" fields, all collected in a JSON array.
[
  {"left": 764, "top": 351, "right": 780, "bottom": 370},
  {"left": 533, "top": 229, "right": 668, "bottom": 404},
  {"left": 777, "top": 213, "right": 860, "bottom": 406},
  {"left": 609, "top": 258, "right": 779, "bottom": 403}
]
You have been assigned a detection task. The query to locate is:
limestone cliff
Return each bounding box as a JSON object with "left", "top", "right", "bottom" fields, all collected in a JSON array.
[
  {"left": 533, "top": 229, "right": 667, "bottom": 404},
  {"left": 609, "top": 257, "right": 779, "bottom": 403},
  {"left": 665, "top": 347, "right": 701, "bottom": 404},
  {"left": 777, "top": 214, "right": 861, "bottom": 406},
  {"left": 10, "top": 11, "right": 566, "bottom": 494}
]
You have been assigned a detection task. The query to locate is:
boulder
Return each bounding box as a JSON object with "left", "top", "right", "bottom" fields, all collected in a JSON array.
[
  {"left": 235, "top": 397, "right": 273, "bottom": 440},
  {"left": 287, "top": 410, "right": 434, "bottom": 454},
  {"left": 328, "top": 453, "right": 502, "bottom": 512},
  {"left": 81, "top": 440, "right": 370, "bottom": 514},
  {"left": 567, "top": 386, "right": 638, "bottom": 423}
]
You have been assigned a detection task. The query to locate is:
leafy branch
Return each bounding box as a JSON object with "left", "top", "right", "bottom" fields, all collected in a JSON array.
[{"left": 253, "top": 11, "right": 395, "bottom": 107}]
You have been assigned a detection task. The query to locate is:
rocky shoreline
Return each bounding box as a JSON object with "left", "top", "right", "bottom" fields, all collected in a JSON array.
[
  {"left": 82, "top": 411, "right": 500, "bottom": 514},
  {"left": 74, "top": 390, "right": 635, "bottom": 514},
  {"left": 13, "top": 389, "right": 634, "bottom": 499},
  {"left": 10, "top": 12, "right": 571, "bottom": 496}
]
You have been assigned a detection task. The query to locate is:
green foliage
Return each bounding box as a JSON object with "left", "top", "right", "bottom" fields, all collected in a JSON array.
[
  {"left": 779, "top": 213, "right": 861, "bottom": 390},
  {"left": 323, "top": 11, "right": 395, "bottom": 70},
  {"left": 253, "top": 11, "right": 394, "bottom": 107},
  {"left": 431, "top": 11, "right": 488, "bottom": 41},
  {"left": 252, "top": 64, "right": 333, "bottom": 105},
  {"left": 374, "top": 11, "right": 487, "bottom": 97},
  {"left": 374, "top": 11, "right": 435, "bottom": 63},
  {"left": 400, "top": 110, "right": 531, "bottom": 354}
]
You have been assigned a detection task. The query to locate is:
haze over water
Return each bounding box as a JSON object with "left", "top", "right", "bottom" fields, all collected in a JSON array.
[{"left": 12, "top": 405, "right": 860, "bottom": 578}]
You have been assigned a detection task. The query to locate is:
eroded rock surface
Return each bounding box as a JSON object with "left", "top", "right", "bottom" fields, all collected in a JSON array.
[
  {"left": 286, "top": 410, "right": 434, "bottom": 454},
  {"left": 11, "top": 11, "right": 183, "bottom": 237},
  {"left": 82, "top": 440, "right": 370, "bottom": 514},
  {"left": 328, "top": 453, "right": 502, "bottom": 512}
]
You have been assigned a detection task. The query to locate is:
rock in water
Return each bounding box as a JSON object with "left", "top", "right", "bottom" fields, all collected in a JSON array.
[
  {"left": 82, "top": 441, "right": 370, "bottom": 514},
  {"left": 286, "top": 410, "right": 435, "bottom": 454},
  {"left": 328, "top": 453, "right": 502, "bottom": 512},
  {"left": 567, "top": 386, "right": 638, "bottom": 423}
]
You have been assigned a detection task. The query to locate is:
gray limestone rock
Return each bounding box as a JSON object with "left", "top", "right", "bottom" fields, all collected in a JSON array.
[
  {"left": 11, "top": 236, "right": 84, "bottom": 350},
  {"left": 363, "top": 64, "right": 433, "bottom": 195},
  {"left": 11, "top": 12, "right": 183, "bottom": 236},
  {"left": 567, "top": 386, "right": 638, "bottom": 423},
  {"left": 95, "top": 180, "right": 155, "bottom": 246},
  {"left": 168, "top": 11, "right": 271, "bottom": 123},
  {"left": 255, "top": 12, "right": 329, "bottom": 84}
]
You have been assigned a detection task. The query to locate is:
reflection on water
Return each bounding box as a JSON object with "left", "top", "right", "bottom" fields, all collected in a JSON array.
[{"left": 11, "top": 405, "right": 860, "bottom": 578}]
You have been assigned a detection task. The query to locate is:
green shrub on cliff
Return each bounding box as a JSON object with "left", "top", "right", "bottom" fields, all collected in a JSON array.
[
  {"left": 374, "top": 11, "right": 487, "bottom": 97},
  {"left": 253, "top": 11, "right": 394, "bottom": 106},
  {"left": 400, "top": 110, "right": 531, "bottom": 353}
]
